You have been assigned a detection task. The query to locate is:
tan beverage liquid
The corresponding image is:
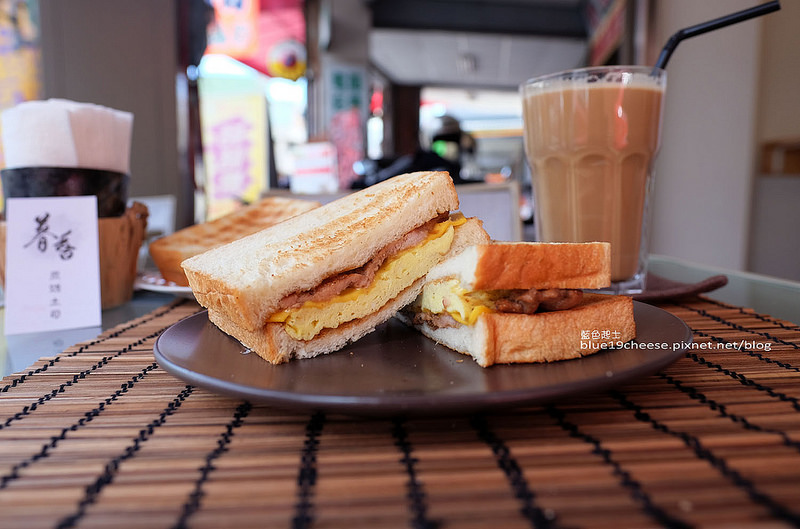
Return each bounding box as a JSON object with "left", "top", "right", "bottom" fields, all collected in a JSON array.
[{"left": 522, "top": 75, "right": 665, "bottom": 283}]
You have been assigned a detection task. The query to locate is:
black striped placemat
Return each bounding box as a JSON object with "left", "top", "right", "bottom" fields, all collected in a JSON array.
[{"left": 1, "top": 296, "right": 799, "bottom": 529}]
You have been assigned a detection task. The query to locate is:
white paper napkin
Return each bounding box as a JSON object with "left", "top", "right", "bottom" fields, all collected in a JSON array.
[{"left": 1, "top": 99, "right": 133, "bottom": 174}]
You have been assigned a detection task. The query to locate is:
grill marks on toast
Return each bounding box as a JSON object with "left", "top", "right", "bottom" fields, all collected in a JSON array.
[
  {"left": 182, "top": 171, "right": 463, "bottom": 361},
  {"left": 276, "top": 215, "right": 446, "bottom": 311},
  {"left": 150, "top": 197, "right": 319, "bottom": 285}
]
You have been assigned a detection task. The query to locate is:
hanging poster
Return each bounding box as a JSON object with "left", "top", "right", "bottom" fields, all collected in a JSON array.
[
  {"left": 198, "top": 75, "right": 268, "bottom": 220},
  {"left": 206, "top": 0, "right": 306, "bottom": 80}
]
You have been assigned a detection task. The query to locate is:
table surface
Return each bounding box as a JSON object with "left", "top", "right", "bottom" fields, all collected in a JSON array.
[
  {"left": 649, "top": 254, "right": 800, "bottom": 326},
  {"left": 1, "top": 260, "right": 800, "bottom": 528}
]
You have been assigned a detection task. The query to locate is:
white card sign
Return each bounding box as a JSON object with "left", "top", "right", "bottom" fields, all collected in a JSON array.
[{"left": 4, "top": 196, "right": 102, "bottom": 334}]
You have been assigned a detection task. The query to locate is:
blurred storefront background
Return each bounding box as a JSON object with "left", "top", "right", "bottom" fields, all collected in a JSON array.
[
  {"left": 0, "top": 0, "right": 41, "bottom": 209},
  {"left": 1, "top": 1, "right": 797, "bottom": 279}
]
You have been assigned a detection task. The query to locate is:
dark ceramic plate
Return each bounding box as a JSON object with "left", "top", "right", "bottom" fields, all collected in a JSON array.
[
  {"left": 153, "top": 302, "right": 692, "bottom": 416},
  {"left": 134, "top": 270, "right": 194, "bottom": 299}
]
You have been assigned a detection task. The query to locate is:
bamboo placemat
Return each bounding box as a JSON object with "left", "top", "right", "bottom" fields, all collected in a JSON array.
[{"left": 1, "top": 296, "right": 799, "bottom": 529}]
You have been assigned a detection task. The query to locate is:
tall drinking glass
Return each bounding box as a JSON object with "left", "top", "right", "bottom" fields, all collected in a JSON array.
[{"left": 521, "top": 66, "right": 666, "bottom": 294}]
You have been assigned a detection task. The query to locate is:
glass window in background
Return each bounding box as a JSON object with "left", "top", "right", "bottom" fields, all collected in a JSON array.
[{"left": 420, "top": 88, "right": 525, "bottom": 182}]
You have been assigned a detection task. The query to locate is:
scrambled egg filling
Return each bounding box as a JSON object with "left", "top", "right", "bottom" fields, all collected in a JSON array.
[
  {"left": 269, "top": 216, "right": 464, "bottom": 341},
  {"left": 415, "top": 279, "right": 507, "bottom": 326}
]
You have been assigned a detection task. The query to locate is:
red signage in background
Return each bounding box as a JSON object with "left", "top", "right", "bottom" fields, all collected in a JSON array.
[
  {"left": 205, "top": 0, "right": 259, "bottom": 57},
  {"left": 206, "top": 0, "right": 306, "bottom": 81},
  {"left": 330, "top": 107, "right": 363, "bottom": 190},
  {"left": 327, "top": 63, "right": 367, "bottom": 190},
  {"left": 586, "top": 0, "right": 626, "bottom": 66}
]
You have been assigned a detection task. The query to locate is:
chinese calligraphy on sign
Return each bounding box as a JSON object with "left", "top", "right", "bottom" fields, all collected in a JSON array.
[
  {"left": 24, "top": 212, "right": 77, "bottom": 260},
  {"left": 49, "top": 270, "right": 62, "bottom": 320},
  {"left": 4, "top": 196, "right": 101, "bottom": 334}
]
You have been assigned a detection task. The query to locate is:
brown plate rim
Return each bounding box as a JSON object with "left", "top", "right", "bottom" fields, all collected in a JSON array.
[{"left": 153, "top": 301, "right": 692, "bottom": 417}]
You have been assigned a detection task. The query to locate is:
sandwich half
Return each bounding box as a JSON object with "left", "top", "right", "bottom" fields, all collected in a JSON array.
[
  {"left": 182, "top": 171, "right": 491, "bottom": 364},
  {"left": 397, "top": 242, "right": 636, "bottom": 366}
]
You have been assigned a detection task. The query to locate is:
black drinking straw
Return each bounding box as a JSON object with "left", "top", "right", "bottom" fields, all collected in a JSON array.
[{"left": 654, "top": 0, "right": 781, "bottom": 70}]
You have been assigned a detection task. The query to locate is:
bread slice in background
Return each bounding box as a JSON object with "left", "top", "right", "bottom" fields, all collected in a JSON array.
[
  {"left": 149, "top": 196, "right": 320, "bottom": 286},
  {"left": 399, "top": 293, "right": 635, "bottom": 367},
  {"left": 183, "top": 171, "right": 459, "bottom": 333},
  {"left": 426, "top": 242, "right": 611, "bottom": 290}
]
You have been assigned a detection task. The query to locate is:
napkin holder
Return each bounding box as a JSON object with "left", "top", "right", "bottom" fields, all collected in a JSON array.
[{"left": 1, "top": 166, "right": 129, "bottom": 217}]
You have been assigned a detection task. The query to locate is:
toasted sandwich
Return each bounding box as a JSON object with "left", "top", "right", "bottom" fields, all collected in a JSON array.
[
  {"left": 182, "top": 171, "right": 491, "bottom": 364},
  {"left": 397, "top": 242, "right": 636, "bottom": 366},
  {"left": 149, "top": 196, "right": 320, "bottom": 286}
]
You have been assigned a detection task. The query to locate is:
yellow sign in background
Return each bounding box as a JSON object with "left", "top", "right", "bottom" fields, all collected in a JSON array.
[
  {"left": 0, "top": 0, "right": 42, "bottom": 211},
  {"left": 198, "top": 74, "right": 267, "bottom": 221}
]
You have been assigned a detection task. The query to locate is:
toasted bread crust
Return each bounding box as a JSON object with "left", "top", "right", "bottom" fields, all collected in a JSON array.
[
  {"left": 451, "top": 216, "right": 492, "bottom": 253},
  {"left": 208, "top": 276, "right": 427, "bottom": 364},
  {"left": 404, "top": 293, "right": 635, "bottom": 366},
  {"left": 149, "top": 196, "right": 319, "bottom": 286},
  {"left": 205, "top": 217, "right": 490, "bottom": 364},
  {"left": 426, "top": 242, "right": 611, "bottom": 290},
  {"left": 183, "top": 171, "right": 459, "bottom": 332}
]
